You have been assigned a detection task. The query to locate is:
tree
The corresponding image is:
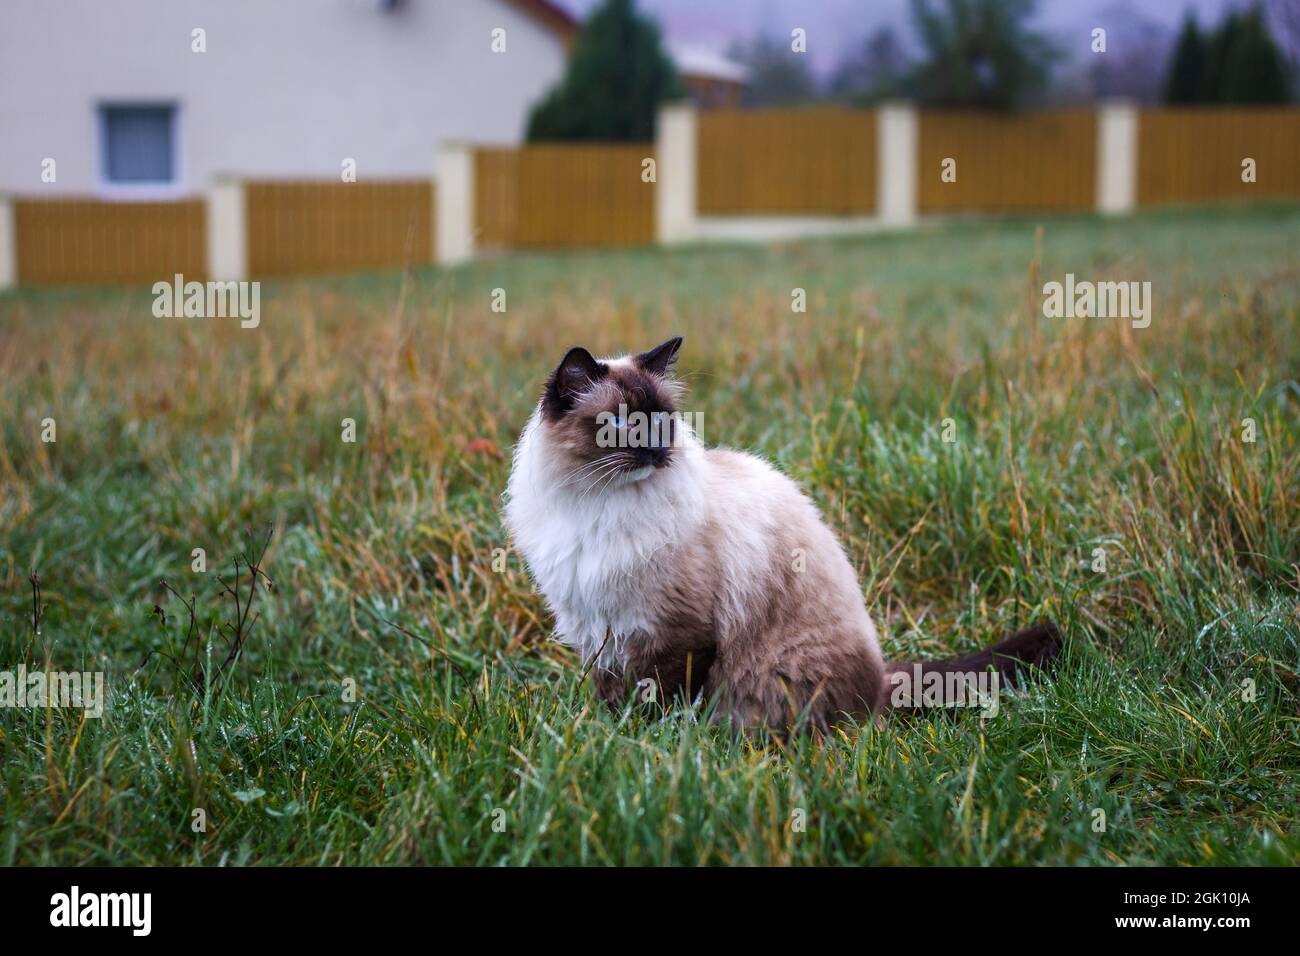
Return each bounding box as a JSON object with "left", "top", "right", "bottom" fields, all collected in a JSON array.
[
  {"left": 1217, "top": 6, "right": 1290, "bottom": 103},
  {"left": 1164, "top": 5, "right": 1291, "bottom": 105},
  {"left": 908, "top": 0, "right": 1057, "bottom": 111},
  {"left": 829, "top": 27, "right": 912, "bottom": 104},
  {"left": 729, "top": 34, "right": 818, "bottom": 107},
  {"left": 1201, "top": 10, "right": 1243, "bottom": 101},
  {"left": 526, "top": 0, "right": 684, "bottom": 143},
  {"left": 1164, "top": 13, "right": 1206, "bottom": 104}
]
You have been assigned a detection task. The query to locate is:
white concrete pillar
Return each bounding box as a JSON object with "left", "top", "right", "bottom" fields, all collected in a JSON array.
[
  {"left": 877, "top": 102, "right": 918, "bottom": 227},
  {"left": 436, "top": 143, "right": 475, "bottom": 266},
  {"left": 206, "top": 176, "right": 246, "bottom": 280},
  {"left": 1096, "top": 100, "right": 1138, "bottom": 215},
  {"left": 0, "top": 195, "right": 16, "bottom": 289},
  {"left": 655, "top": 103, "right": 697, "bottom": 244},
  {"left": 0, "top": 194, "right": 15, "bottom": 290}
]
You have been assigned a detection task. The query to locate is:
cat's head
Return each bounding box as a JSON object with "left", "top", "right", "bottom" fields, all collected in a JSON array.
[{"left": 536, "top": 336, "right": 686, "bottom": 488}]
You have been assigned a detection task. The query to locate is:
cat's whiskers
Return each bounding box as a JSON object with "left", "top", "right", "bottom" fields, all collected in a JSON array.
[
  {"left": 576, "top": 455, "right": 630, "bottom": 495},
  {"left": 565, "top": 456, "right": 620, "bottom": 493},
  {"left": 586, "top": 456, "right": 638, "bottom": 500},
  {"left": 576, "top": 454, "right": 634, "bottom": 502},
  {"left": 558, "top": 456, "right": 620, "bottom": 488}
]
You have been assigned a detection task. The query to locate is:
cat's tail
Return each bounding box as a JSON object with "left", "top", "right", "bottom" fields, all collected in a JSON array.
[{"left": 879, "top": 621, "right": 1062, "bottom": 712}]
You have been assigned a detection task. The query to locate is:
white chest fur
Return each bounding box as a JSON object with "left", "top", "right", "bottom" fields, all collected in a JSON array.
[{"left": 505, "top": 413, "right": 706, "bottom": 664}]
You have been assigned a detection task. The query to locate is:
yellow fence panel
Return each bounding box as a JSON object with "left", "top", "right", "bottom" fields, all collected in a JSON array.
[
  {"left": 697, "top": 108, "right": 877, "bottom": 215},
  {"left": 474, "top": 149, "right": 521, "bottom": 248},
  {"left": 245, "top": 180, "right": 434, "bottom": 277},
  {"left": 475, "top": 144, "right": 655, "bottom": 248},
  {"left": 15, "top": 199, "right": 206, "bottom": 286},
  {"left": 1138, "top": 107, "right": 1300, "bottom": 206},
  {"left": 918, "top": 109, "right": 1096, "bottom": 213}
]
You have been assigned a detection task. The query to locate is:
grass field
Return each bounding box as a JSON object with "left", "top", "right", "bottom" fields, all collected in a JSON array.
[{"left": 1, "top": 205, "right": 1298, "bottom": 865}]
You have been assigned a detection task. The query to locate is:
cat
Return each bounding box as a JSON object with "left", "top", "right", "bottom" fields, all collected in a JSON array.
[{"left": 505, "top": 336, "right": 1060, "bottom": 734}]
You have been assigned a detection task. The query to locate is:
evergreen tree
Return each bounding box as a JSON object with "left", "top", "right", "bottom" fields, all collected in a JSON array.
[
  {"left": 526, "top": 0, "right": 684, "bottom": 143},
  {"left": 908, "top": 0, "right": 1056, "bottom": 111},
  {"left": 1163, "top": 13, "right": 1206, "bottom": 104},
  {"left": 1201, "top": 11, "right": 1242, "bottom": 101},
  {"left": 1218, "top": 6, "right": 1290, "bottom": 103}
]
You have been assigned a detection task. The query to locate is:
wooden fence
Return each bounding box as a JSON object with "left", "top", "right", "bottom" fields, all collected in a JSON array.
[
  {"left": 474, "top": 143, "right": 655, "bottom": 248},
  {"left": 8, "top": 107, "right": 1300, "bottom": 287},
  {"left": 245, "top": 180, "right": 433, "bottom": 277},
  {"left": 697, "top": 108, "right": 877, "bottom": 215},
  {"left": 918, "top": 109, "right": 1097, "bottom": 213},
  {"left": 14, "top": 198, "right": 206, "bottom": 285},
  {"left": 1138, "top": 107, "right": 1300, "bottom": 206}
]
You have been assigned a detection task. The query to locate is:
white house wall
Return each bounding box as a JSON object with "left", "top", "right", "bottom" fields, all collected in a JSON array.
[{"left": 0, "top": 0, "right": 569, "bottom": 195}]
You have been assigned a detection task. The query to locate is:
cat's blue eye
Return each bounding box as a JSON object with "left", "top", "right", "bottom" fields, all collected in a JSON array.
[{"left": 609, "top": 415, "right": 626, "bottom": 429}]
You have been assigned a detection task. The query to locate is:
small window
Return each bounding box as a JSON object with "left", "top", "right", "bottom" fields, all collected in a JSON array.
[{"left": 100, "top": 105, "right": 176, "bottom": 184}]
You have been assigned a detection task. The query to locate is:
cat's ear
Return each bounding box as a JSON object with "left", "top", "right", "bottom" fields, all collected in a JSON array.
[
  {"left": 636, "top": 336, "right": 683, "bottom": 376},
  {"left": 542, "top": 346, "right": 606, "bottom": 420}
]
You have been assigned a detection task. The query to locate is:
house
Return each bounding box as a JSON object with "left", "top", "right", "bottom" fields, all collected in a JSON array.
[
  {"left": 0, "top": 0, "right": 576, "bottom": 197},
  {"left": 667, "top": 44, "right": 750, "bottom": 109}
]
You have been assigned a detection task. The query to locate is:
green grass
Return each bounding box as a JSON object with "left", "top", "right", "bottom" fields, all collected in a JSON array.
[{"left": 1, "top": 204, "right": 1298, "bottom": 865}]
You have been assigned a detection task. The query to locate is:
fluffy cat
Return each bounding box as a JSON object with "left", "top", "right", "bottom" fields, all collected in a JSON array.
[{"left": 505, "top": 336, "right": 1059, "bottom": 733}]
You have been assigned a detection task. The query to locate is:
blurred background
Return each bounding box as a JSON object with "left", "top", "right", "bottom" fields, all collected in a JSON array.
[
  {"left": 572, "top": 0, "right": 1297, "bottom": 109},
  {"left": 1, "top": 0, "right": 1297, "bottom": 282}
]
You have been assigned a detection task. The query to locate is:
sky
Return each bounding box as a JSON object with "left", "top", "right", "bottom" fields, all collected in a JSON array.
[{"left": 555, "top": 0, "right": 1245, "bottom": 78}]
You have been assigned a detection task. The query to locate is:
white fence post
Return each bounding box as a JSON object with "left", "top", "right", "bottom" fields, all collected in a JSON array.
[
  {"left": 436, "top": 143, "right": 475, "bottom": 266},
  {"left": 1096, "top": 100, "right": 1138, "bottom": 215},
  {"left": 877, "top": 101, "right": 918, "bottom": 227},
  {"left": 656, "top": 103, "right": 697, "bottom": 244},
  {"left": 207, "top": 176, "right": 246, "bottom": 280},
  {"left": 0, "top": 194, "right": 16, "bottom": 290}
]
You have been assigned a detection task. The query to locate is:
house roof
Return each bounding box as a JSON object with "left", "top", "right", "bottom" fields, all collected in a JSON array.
[
  {"left": 667, "top": 44, "right": 750, "bottom": 85},
  {"left": 506, "top": 3, "right": 749, "bottom": 88},
  {"left": 504, "top": 0, "right": 577, "bottom": 40}
]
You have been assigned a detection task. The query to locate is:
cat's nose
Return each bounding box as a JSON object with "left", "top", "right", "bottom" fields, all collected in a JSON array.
[{"left": 640, "top": 447, "right": 670, "bottom": 468}]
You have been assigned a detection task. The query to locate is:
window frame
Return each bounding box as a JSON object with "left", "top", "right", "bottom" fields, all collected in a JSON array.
[{"left": 95, "top": 100, "right": 184, "bottom": 199}]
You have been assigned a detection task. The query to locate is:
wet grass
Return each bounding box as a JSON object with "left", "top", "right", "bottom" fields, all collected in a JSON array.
[{"left": 1, "top": 203, "right": 1297, "bottom": 864}]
